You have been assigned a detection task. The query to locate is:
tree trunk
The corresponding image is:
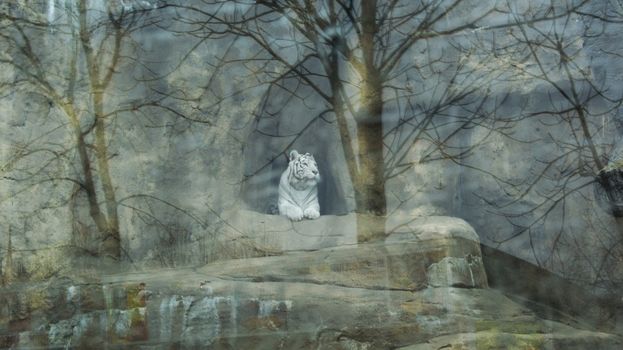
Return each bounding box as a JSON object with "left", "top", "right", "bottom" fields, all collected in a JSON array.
[
  {"left": 328, "top": 0, "right": 387, "bottom": 242},
  {"left": 353, "top": 76, "right": 386, "bottom": 242},
  {"left": 3, "top": 225, "right": 13, "bottom": 285},
  {"left": 65, "top": 106, "right": 109, "bottom": 235},
  {"left": 93, "top": 92, "right": 121, "bottom": 259},
  {"left": 78, "top": 1, "right": 121, "bottom": 259},
  {"left": 354, "top": 0, "right": 386, "bottom": 241},
  {"left": 353, "top": 118, "right": 385, "bottom": 216},
  {"left": 65, "top": 102, "right": 120, "bottom": 259}
]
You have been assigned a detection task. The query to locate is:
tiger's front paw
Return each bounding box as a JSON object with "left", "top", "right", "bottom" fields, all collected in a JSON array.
[
  {"left": 286, "top": 207, "right": 304, "bottom": 221},
  {"left": 304, "top": 207, "right": 320, "bottom": 219}
]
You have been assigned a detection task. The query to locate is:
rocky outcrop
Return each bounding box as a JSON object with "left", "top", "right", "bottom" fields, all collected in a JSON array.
[
  {"left": 1, "top": 216, "right": 620, "bottom": 349},
  {"left": 223, "top": 210, "right": 358, "bottom": 252},
  {"left": 203, "top": 215, "right": 487, "bottom": 291}
]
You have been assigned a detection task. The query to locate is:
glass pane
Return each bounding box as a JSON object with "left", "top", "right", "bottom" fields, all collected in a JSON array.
[{"left": 0, "top": 1, "right": 621, "bottom": 348}]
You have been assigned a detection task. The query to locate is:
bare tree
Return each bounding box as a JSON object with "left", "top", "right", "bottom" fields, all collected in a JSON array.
[
  {"left": 458, "top": 0, "right": 623, "bottom": 292},
  {"left": 174, "top": 0, "right": 593, "bottom": 242},
  {"left": 0, "top": 1, "right": 196, "bottom": 259}
]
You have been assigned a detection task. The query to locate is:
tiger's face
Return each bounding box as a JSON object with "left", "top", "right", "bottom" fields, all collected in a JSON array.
[{"left": 289, "top": 150, "right": 320, "bottom": 182}]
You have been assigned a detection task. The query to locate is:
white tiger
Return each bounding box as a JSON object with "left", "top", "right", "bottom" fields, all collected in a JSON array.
[{"left": 278, "top": 150, "right": 320, "bottom": 221}]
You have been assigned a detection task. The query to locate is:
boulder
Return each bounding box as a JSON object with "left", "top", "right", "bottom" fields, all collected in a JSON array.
[
  {"left": 200, "top": 215, "right": 487, "bottom": 290},
  {"left": 223, "top": 209, "right": 358, "bottom": 252}
]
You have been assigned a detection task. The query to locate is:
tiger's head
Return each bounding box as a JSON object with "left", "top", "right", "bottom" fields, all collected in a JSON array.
[{"left": 288, "top": 150, "right": 320, "bottom": 188}]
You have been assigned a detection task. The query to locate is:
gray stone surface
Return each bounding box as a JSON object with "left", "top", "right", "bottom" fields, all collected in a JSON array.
[
  {"left": 398, "top": 327, "right": 622, "bottom": 350},
  {"left": 386, "top": 215, "right": 480, "bottom": 242},
  {"left": 427, "top": 255, "right": 488, "bottom": 288},
  {"left": 5, "top": 275, "right": 620, "bottom": 349},
  {"left": 1, "top": 217, "right": 620, "bottom": 349},
  {"left": 199, "top": 216, "right": 487, "bottom": 290},
  {"left": 224, "top": 209, "right": 357, "bottom": 252}
]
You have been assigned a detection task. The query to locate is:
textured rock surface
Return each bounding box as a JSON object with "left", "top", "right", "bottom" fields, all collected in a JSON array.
[
  {"left": 3, "top": 273, "right": 620, "bottom": 349},
  {"left": 398, "top": 327, "right": 622, "bottom": 350},
  {"left": 427, "top": 255, "right": 488, "bottom": 288},
  {"left": 202, "top": 216, "right": 487, "bottom": 290},
  {"left": 224, "top": 210, "right": 357, "bottom": 252},
  {"left": 1, "top": 216, "right": 620, "bottom": 349},
  {"left": 386, "top": 215, "right": 481, "bottom": 242}
]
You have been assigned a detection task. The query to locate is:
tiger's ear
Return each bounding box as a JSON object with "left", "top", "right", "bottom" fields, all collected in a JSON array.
[{"left": 289, "top": 150, "right": 300, "bottom": 161}]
